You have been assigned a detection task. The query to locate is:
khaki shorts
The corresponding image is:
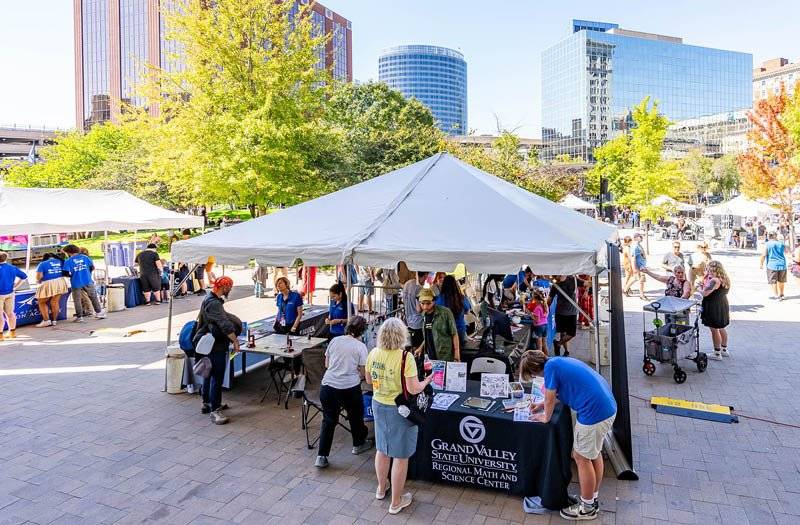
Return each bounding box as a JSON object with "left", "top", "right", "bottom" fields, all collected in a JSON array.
[
  {"left": 574, "top": 414, "right": 615, "bottom": 460},
  {"left": 0, "top": 293, "right": 14, "bottom": 316}
]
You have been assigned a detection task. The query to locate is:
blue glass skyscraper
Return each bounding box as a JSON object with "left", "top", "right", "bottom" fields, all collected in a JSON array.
[
  {"left": 379, "top": 45, "right": 467, "bottom": 135},
  {"left": 541, "top": 20, "right": 752, "bottom": 161}
]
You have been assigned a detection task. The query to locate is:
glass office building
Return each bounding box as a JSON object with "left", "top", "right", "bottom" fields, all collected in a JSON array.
[
  {"left": 379, "top": 45, "right": 467, "bottom": 135},
  {"left": 74, "top": 0, "right": 351, "bottom": 130},
  {"left": 541, "top": 20, "right": 752, "bottom": 161}
]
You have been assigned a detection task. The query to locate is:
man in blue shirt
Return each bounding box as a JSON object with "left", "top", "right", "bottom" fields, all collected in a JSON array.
[
  {"left": 0, "top": 251, "right": 28, "bottom": 340},
  {"left": 521, "top": 351, "right": 617, "bottom": 521},
  {"left": 62, "top": 245, "right": 105, "bottom": 322},
  {"left": 759, "top": 231, "right": 790, "bottom": 300}
]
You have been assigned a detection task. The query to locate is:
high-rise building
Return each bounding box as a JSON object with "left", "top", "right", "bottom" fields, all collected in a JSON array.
[
  {"left": 541, "top": 19, "right": 752, "bottom": 161},
  {"left": 73, "top": 0, "right": 352, "bottom": 130},
  {"left": 753, "top": 58, "right": 800, "bottom": 101},
  {"left": 665, "top": 110, "right": 751, "bottom": 159},
  {"left": 378, "top": 45, "right": 467, "bottom": 135}
]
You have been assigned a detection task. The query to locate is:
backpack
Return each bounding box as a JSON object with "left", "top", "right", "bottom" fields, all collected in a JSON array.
[{"left": 179, "top": 320, "right": 199, "bottom": 354}]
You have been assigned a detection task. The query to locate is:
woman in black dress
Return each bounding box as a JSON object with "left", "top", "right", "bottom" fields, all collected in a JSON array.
[{"left": 698, "top": 260, "right": 730, "bottom": 361}]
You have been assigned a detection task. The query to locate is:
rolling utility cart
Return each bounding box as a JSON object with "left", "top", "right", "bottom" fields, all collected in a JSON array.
[{"left": 642, "top": 296, "right": 707, "bottom": 384}]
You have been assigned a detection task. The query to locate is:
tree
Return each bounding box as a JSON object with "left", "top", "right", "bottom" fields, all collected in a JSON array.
[
  {"left": 4, "top": 123, "right": 136, "bottom": 189},
  {"left": 448, "top": 131, "right": 581, "bottom": 201},
  {"left": 587, "top": 97, "right": 692, "bottom": 220},
  {"left": 137, "top": 0, "right": 342, "bottom": 214},
  {"left": 325, "top": 82, "right": 443, "bottom": 186},
  {"left": 680, "top": 148, "right": 712, "bottom": 198},
  {"left": 738, "top": 84, "right": 800, "bottom": 220},
  {"left": 708, "top": 155, "right": 740, "bottom": 198}
]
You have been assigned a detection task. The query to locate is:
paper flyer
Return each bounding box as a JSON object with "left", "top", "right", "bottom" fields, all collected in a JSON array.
[
  {"left": 445, "top": 362, "right": 467, "bottom": 392},
  {"left": 480, "top": 373, "right": 509, "bottom": 398},
  {"left": 431, "top": 360, "right": 446, "bottom": 390},
  {"left": 430, "top": 393, "right": 460, "bottom": 410}
]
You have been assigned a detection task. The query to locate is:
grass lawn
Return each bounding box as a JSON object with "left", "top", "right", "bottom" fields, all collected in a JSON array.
[
  {"left": 207, "top": 208, "right": 253, "bottom": 221},
  {"left": 76, "top": 231, "right": 173, "bottom": 260}
]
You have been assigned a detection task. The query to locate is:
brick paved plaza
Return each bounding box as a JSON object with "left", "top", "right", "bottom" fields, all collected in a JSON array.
[{"left": 1, "top": 236, "right": 799, "bottom": 524}]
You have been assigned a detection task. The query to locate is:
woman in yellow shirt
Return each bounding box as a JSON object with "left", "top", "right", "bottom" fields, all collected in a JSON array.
[{"left": 366, "top": 317, "right": 433, "bottom": 515}]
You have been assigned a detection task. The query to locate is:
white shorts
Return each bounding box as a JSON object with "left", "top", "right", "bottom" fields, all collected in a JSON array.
[{"left": 574, "top": 414, "right": 615, "bottom": 460}]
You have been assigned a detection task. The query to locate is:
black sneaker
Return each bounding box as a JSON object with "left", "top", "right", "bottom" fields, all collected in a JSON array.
[
  {"left": 560, "top": 501, "right": 598, "bottom": 521},
  {"left": 201, "top": 403, "right": 211, "bottom": 414}
]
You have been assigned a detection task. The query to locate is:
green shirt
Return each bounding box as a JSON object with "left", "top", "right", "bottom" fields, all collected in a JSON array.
[{"left": 423, "top": 305, "right": 458, "bottom": 362}]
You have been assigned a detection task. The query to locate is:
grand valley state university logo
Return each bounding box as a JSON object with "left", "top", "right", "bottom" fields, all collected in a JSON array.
[{"left": 459, "top": 416, "right": 486, "bottom": 444}]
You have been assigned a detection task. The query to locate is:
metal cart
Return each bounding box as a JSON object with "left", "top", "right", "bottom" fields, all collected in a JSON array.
[{"left": 642, "top": 296, "right": 707, "bottom": 384}]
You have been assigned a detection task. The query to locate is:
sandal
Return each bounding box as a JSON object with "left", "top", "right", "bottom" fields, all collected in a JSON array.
[{"left": 375, "top": 481, "right": 390, "bottom": 500}]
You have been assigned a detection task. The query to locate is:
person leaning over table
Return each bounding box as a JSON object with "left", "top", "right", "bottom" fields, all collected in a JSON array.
[
  {"left": 34, "top": 253, "right": 69, "bottom": 328},
  {"left": 315, "top": 315, "right": 373, "bottom": 469},
  {"left": 324, "top": 282, "right": 352, "bottom": 340},
  {"left": 367, "top": 317, "right": 434, "bottom": 515},
  {"left": 519, "top": 350, "right": 617, "bottom": 522},
  {"left": 62, "top": 244, "right": 105, "bottom": 322},
  {"left": 194, "top": 276, "right": 240, "bottom": 425},
  {"left": 274, "top": 276, "right": 303, "bottom": 334},
  {"left": 415, "top": 288, "right": 459, "bottom": 362}
]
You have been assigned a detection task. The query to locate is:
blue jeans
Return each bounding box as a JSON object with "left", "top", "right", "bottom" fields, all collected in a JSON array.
[{"left": 201, "top": 351, "right": 227, "bottom": 410}]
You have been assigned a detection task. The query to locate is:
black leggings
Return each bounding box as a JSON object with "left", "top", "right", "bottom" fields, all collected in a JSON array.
[{"left": 318, "top": 384, "right": 368, "bottom": 457}]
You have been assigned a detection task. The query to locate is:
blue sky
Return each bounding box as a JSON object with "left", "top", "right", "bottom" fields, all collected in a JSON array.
[{"left": 2, "top": 0, "right": 798, "bottom": 136}]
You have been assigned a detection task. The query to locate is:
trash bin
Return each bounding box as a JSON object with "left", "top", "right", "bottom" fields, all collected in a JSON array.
[
  {"left": 107, "top": 284, "right": 126, "bottom": 312},
  {"left": 166, "top": 346, "right": 186, "bottom": 394}
]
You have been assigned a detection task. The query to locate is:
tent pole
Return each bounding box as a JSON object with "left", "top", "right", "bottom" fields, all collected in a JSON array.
[
  {"left": 163, "top": 266, "right": 176, "bottom": 393},
  {"left": 345, "top": 261, "right": 352, "bottom": 323},
  {"left": 593, "top": 271, "right": 602, "bottom": 372},
  {"left": 103, "top": 230, "right": 109, "bottom": 308}
]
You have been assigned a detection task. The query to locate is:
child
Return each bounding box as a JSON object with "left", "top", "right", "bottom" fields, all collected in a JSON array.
[
  {"left": 160, "top": 259, "right": 171, "bottom": 294},
  {"left": 526, "top": 289, "right": 549, "bottom": 352}
]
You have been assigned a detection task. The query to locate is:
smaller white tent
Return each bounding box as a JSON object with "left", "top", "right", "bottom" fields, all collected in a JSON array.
[
  {"left": 560, "top": 194, "right": 596, "bottom": 211},
  {"left": 651, "top": 195, "right": 695, "bottom": 213},
  {"left": 0, "top": 187, "right": 203, "bottom": 235},
  {"left": 703, "top": 195, "right": 779, "bottom": 218}
]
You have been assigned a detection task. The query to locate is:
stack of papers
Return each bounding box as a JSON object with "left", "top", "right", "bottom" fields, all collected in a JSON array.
[{"left": 430, "top": 393, "right": 460, "bottom": 411}]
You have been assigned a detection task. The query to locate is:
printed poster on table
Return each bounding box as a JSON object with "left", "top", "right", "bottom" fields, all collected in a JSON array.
[
  {"left": 445, "top": 361, "right": 467, "bottom": 392},
  {"left": 480, "top": 373, "right": 509, "bottom": 398},
  {"left": 431, "top": 360, "right": 446, "bottom": 390}
]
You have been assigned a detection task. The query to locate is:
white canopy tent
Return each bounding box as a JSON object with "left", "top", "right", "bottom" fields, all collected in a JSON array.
[
  {"left": 703, "top": 194, "right": 779, "bottom": 218},
  {"left": 0, "top": 187, "right": 203, "bottom": 235},
  {"left": 560, "top": 193, "right": 596, "bottom": 211},
  {"left": 171, "top": 153, "right": 617, "bottom": 275},
  {"left": 651, "top": 194, "right": 696, "bottom": 213}
]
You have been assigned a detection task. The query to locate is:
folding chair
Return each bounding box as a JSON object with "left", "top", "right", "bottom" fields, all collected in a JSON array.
[
  {"left": 291, "top": 345, "right": 352, "bottom": 449},
  {"left": 469, "top": 356, "right": 510, "bottom": 381}
]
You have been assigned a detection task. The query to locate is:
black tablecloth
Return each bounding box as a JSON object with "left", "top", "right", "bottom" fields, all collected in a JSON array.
[{"left": 410, "top": 381, "right": 573, "bottom": 510}]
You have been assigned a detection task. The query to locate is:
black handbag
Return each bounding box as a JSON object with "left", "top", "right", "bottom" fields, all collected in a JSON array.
[{"left": 394, "top": 351, "right": 431, "bottom": 426}]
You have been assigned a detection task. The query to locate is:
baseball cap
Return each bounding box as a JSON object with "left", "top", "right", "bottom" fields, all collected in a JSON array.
[{"left": 418, "top": 289, "right": 435, "bottom": 303}]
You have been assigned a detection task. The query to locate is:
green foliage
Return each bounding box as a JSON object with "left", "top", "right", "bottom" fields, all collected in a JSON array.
[
  {"left": 4, "top": 123, "right": 136, "bottom": 189},
  {"left": 588, "top": 97, "right": 692, "bottom": 219},
  {"left": 326, "top": 82, "right": 444, "bottom": 186},
  {"left": 447, "top": 131, "right": 581, "bottom": 201},
  {"left": 708, "top": 155, "right": 740, "bottom": 198},
  {"left": 680, "top": 149, "right": 711, "bottom": 195}
]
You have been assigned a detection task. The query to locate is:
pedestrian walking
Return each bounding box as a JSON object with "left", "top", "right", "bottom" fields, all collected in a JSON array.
[{"left": 759, "top": 232, "right": 789, "bottom": 301}]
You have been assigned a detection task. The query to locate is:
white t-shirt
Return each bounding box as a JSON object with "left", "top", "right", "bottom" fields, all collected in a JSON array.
[{"left": 322, "top": 335, "right": 368, "bottom": 389}]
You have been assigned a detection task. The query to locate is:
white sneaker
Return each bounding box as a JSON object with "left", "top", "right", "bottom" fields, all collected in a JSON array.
[
  {"left": 51, "top": 320, "right": 57, "bottom": 327},
  {"left": 73, "top": 317, "right": 86, "bottom": 323},
  {"left": 721, "top": 348, "right": 730, "bottom": 358},
  {"left": 709, "top": 351, "right": 723, "bottom": 361},
  {"left": 94, "top": 310, "right": 107, "bottom": 319},
  {"left": 36, "top": 320, "right": 52, "bottom": 328}
]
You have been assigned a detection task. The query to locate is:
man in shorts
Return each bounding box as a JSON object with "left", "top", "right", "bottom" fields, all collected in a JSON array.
[
  {"left": 0, "top": 251, "right": 28, "bottom": 341},
  {"left": 520, "top": 350, "right": 617, "bottom": 521},
  {"left": 135, "top": 244, "right": 163, "bottom": 305},
  {"left": 548, "top": 275, "right": 578, "bottom": 356},
  {"left": 760, "top": 231, "right": 789, "bottom": 300},
  {"left": 631, "top": 233, "right": 648, "bottom": 300}
]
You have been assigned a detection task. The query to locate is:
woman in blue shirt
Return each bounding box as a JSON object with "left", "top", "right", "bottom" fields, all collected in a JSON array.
[
  {"left": 325, "top": 282, "right": 352, "bottom": 340},
  {"left": 274, "top": 276, "right": 304, "bottom": 334},
  {"left": 35, "top": 253, "right": 69, "bottom": 327},
  {"left": 435, "top": 275, "right": 472, "bottom": 348}
]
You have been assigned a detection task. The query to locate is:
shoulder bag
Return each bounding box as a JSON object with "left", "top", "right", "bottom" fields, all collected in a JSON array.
[{"left": 394, "top": 351, "right": 430, "bottom": 426}]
